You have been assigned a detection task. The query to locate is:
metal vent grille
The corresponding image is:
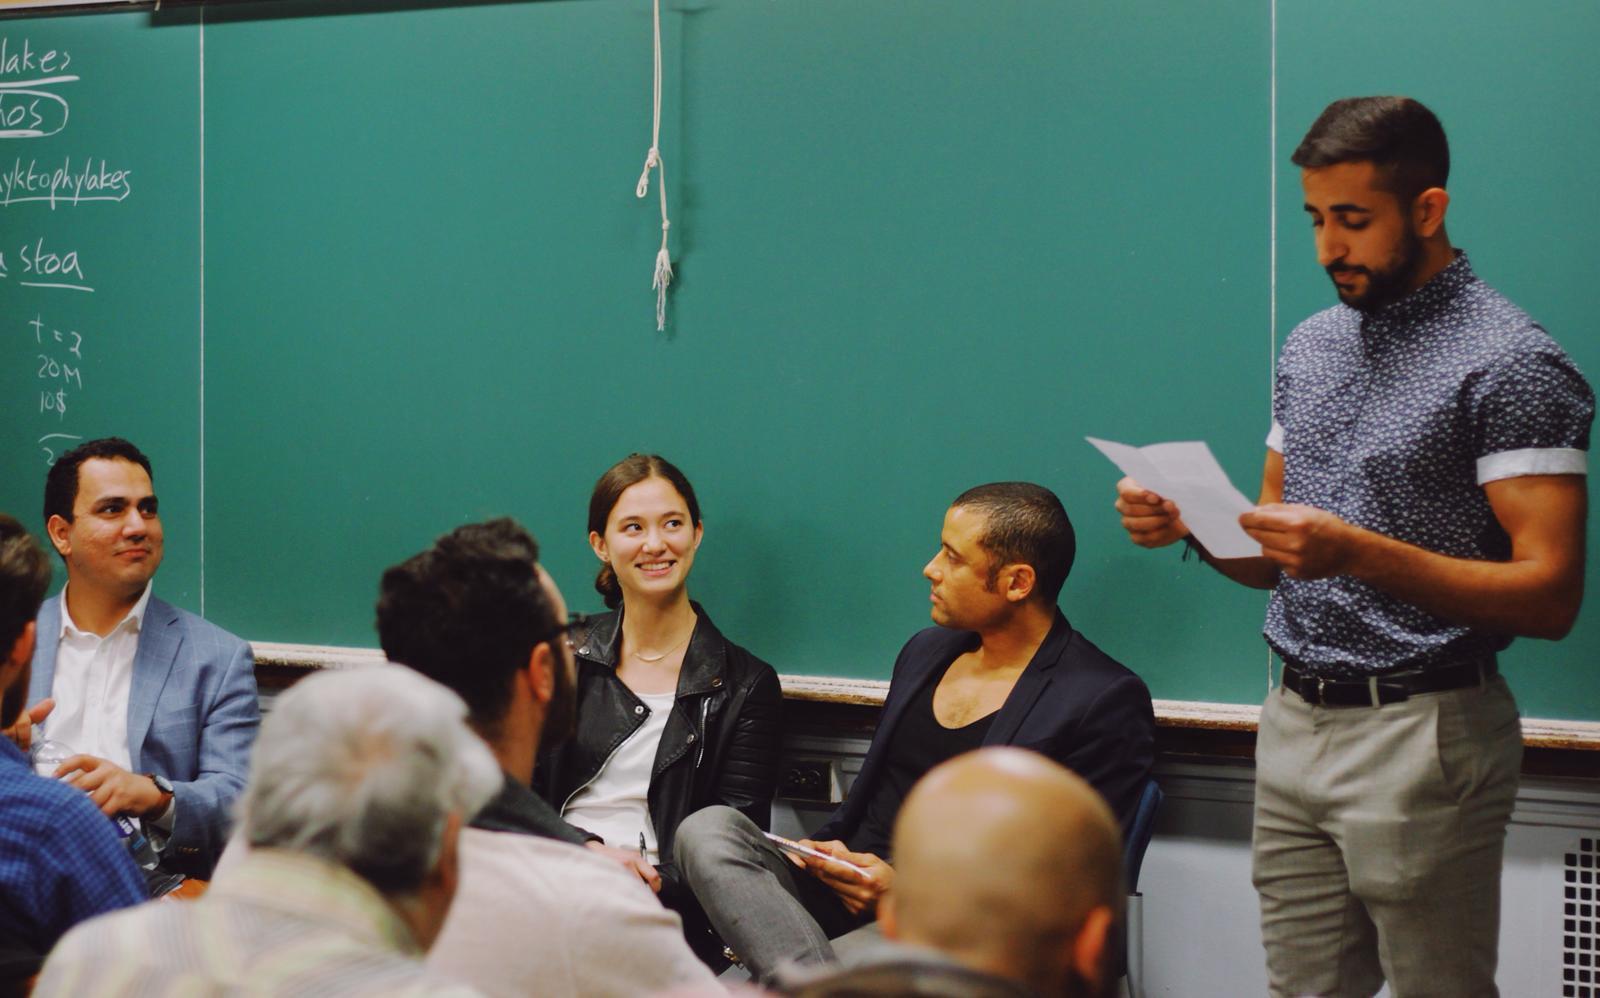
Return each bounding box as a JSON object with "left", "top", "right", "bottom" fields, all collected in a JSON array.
[{"left": 1567, "top": 837, "right": 1599, "bottom": 998}]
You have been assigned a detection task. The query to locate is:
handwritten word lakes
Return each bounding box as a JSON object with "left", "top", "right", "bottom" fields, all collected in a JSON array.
[
  {"left": 0, "top": 39, "right": 72, "bottom": 78},
  {"left": 1, "top": 157, "right": 131, "bottom": 207}
]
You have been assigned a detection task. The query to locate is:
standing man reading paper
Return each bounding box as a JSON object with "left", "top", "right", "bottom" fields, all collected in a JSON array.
[{"left": 1115, "top": 97, "right": 1592, "bottom": 997}]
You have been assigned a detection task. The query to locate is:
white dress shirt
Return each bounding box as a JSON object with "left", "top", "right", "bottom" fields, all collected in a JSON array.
[{"left": 47, "top": 583, "right": 174, "bottom": 832}]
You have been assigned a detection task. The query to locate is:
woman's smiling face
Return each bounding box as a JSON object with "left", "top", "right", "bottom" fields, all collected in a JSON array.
[{"left": 590, "top": 475, "right": 703, "bottom": 604}]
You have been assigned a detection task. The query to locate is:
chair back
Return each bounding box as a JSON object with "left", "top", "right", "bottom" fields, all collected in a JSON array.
[{"left": 1123, "top": 778, "right": 1163, "bottom": 894}]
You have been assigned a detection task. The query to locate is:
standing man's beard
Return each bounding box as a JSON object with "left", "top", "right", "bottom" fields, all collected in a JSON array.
[{"left": 1327, "top": 224, "right": 1426, "bottom": 314}]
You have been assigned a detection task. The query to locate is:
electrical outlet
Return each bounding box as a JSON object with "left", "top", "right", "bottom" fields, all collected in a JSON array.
[{"left": 780, "top": 758, "right": 840, "bottom": 803}]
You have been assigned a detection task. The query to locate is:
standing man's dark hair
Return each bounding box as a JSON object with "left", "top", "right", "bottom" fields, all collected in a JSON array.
[
  {"left": 0, "top": 514, "right": 52, "bottom": 655},
  {"left": 951, "top": 482, "right": 1077, "bottom": 604},
  {"left": 1290, "top": 96, "right": 1449, "bottom": 205},
  {"left": 42, "top": 438, "right": 154, "bottom": 539},
  {"left": 376, "top": 518, "right": 560, "bottom": 735}
]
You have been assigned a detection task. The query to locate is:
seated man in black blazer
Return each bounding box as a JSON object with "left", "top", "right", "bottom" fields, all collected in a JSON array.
[{"left": 676, "top": 482, "right": 1155, "bottom": 983}]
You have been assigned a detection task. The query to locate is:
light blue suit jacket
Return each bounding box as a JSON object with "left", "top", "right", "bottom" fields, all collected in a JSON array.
[{"left": 29, "top": 591, "right": 260, "bottom": 878}]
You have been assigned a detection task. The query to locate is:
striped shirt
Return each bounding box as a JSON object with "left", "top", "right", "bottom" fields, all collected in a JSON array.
[{"left": 35, "top": 849, "right": 482, "bottom": 997}]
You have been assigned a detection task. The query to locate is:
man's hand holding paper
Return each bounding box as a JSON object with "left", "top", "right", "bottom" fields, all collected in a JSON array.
[
  {"left": 1116, "top": 477, "right": 1192, "bottom": 549},
  {"left": 1089, "top": 437, "right": 1261, "bottom": 559},
  {"left": 1240, "top": 503, "right": 1358, "bottom": 580}
]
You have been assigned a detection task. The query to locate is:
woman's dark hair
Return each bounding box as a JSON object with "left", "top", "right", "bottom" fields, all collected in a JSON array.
[{"left": 588, "top": 454, "right": 701, "bottom": 610}]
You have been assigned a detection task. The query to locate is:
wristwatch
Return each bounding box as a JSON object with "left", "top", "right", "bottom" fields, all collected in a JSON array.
[{"left": 146, "top": 771, "right": 174, "bottom": 801}]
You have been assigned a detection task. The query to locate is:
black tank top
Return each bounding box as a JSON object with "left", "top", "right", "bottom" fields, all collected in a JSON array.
[{"left": 846, "top": 657, "right": 997, "bottom": 859}]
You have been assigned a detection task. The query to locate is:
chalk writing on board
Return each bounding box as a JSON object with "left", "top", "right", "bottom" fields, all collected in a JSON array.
[
  {"left": 14, "top": 236, "right": 91, "bottom": 292},
  {"left": 0, "top": 38, "right": 72, "bottom": 76},
  {"left": 0, "top": 40, "right": 77, "bottom": 139},
  {"left": 2, "top": 157, "right": 131, "bottom": 206},
  {"left": 31, "top": 315, "right": 82, "bottom": 358},
  {"left": 0, "top": 78, "right": 75, "bottom": 140},
  {"left": 30, "top": 313, "right": 86, "bottom": 423},
  {"left": 2, "top": 38, "right": 96, "bottom": 468},
  {"left": 38, "top": 432, "right": 82, "bottom": 467}
]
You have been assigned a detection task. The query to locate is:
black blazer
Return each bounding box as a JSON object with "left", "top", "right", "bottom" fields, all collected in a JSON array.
[{"left": 812, "top": 612, "right": 1155, "bottom": 843}]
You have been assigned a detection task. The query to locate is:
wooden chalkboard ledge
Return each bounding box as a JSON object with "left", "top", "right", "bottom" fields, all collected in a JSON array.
[{"left": 249, "top": 642, "right": 1600, "bottom": 758}]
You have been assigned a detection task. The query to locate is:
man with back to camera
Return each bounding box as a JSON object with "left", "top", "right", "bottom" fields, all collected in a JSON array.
[
  {"left": 0, "top": 513, "right": 144, "bottom": 963},
  {"left": 36, "top": 664, "right": 496, "bottom": 996},
  {"left": 1114, "top": 97, "right": 1592, "bottom": 996},
  {"left": 20, "top": 437, "right": 259, "bottom": 881},
  {"left": 776, "top": 747, "right": 1124, "bottom": 998},
  {"left": 375, "top": 517, "right": 720, "bottom": 997},
  {"left": 675, "top": 482, "right": 1155, "bottom": 983}
]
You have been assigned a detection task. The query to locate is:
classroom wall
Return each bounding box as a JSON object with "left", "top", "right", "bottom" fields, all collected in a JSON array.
[{"left": 2, "top": 0, "right": 1596, "bottom": 717}]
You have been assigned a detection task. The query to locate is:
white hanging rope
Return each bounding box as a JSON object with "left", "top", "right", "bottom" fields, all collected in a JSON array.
[{"left": 635, "top": 0, "right": 672, "bottom": 331}]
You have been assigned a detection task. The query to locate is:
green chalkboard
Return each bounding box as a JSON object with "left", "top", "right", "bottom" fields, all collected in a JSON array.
[
  {"left": 1, "top": 0, "right": 1594, "bottom": 721},
  {"left": 0, "top": 13, "right": 203, "bottom": 606}
]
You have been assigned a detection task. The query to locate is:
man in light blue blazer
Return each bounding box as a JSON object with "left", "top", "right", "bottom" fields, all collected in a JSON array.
[{"left": 25, "top": 438, "right": 258, "bottom": 880}]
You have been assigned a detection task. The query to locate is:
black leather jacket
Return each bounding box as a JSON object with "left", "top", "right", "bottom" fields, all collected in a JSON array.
[{"left": 534, "top": 603, "right": 783, "bottom": 914}]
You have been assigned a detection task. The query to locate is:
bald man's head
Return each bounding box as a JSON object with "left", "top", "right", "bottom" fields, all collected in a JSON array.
[{"left": 882, "top": 747, "right": 1122, "bottom": 998}]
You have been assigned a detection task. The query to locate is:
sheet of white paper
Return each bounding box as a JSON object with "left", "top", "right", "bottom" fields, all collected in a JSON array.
[{"left": 1086, "top": 437, "right": 1261, "bottom": 559}]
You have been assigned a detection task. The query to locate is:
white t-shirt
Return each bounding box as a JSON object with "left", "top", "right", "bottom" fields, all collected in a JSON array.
[{"left": 561, "top": 690, "right": 676, "bottom": 863}]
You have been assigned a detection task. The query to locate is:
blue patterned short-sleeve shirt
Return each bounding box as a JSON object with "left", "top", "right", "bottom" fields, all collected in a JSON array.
[{"left": 1265, "top": 252, "right": 1594, "bottom": 676}]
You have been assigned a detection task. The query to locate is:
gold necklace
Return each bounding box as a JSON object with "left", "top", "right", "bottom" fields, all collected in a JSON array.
[{"left": 629, "top": 627, "right": 692, "bottom": 664}]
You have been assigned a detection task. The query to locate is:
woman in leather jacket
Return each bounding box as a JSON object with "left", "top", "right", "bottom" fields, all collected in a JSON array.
[{"left": 535, "top": 454, "right": 783, "bottom": 967}]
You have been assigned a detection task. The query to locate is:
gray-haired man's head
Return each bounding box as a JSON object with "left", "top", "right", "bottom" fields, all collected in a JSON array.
[{"left": 240, "top": 665, "right": 500, "bottom": 947}]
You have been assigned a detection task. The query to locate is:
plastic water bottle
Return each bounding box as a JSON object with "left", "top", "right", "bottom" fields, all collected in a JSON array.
[
  {"left": 28, "top": 732, "right": 72, "bottom": 778},
  {"left": 29, "top": 732, "right": 160, "bottom": 871},
  {"left": 112, "top": 814, "right": 161, "bottom": 872}
]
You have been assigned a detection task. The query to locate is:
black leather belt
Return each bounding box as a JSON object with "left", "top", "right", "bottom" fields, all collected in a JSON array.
[{"left": 1280, "top": 657, "right": 1497, "bottom": 708}]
